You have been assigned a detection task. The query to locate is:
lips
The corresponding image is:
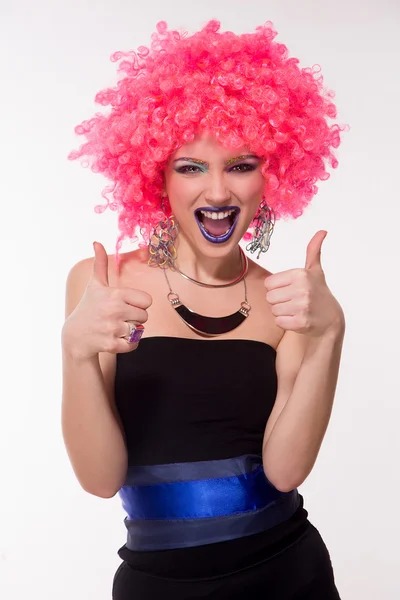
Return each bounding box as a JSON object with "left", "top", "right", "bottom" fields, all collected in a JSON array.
[{"left": 194, "top": 206, "right": 241, "bottom": 244}]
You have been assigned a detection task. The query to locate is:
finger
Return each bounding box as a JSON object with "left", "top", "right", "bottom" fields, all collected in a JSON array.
[
  {"left": 115, "top": 321, "right": 142, "bottom": 342},
  {"left": 122, "top": 307, "right": 149, "bottom": 327},
  {"left": 109, "top": 318, "right": 147, "bottom": 355},
  {"left": 121, "top": 288, "right": 153, "bottom": 310},
  {"left": 90, "top": 242, "right": 109, "bottom": 287},
  {"left": 264, "top": 269, "right": 297, "bottom": 292},
  {"left": 270, "top": 301, "right": 296, "bottom": 317},
  {"left": 115, "top": 338, "right": 140, "bottom": 354},
  {"left": 305, "top": 230, "right": 327, "bottom": 270},
  {"left": 266, "top": 287, "right": 293, "bottom": 305},
  {"left": 274, "top": 315, "right": 297, "bottom": 330},
  {"left": 115, "top": 320, "right": 146, "bottom": 354}
]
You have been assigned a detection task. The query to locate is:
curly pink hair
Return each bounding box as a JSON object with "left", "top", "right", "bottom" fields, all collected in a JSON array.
[{"left": 69, "top": 20, "right": 345, "bottom": 263}]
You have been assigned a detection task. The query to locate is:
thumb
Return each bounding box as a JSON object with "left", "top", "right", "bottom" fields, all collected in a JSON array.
[
  {"left": 90, "top": 241, "right": 109, "bottom": 286},
  {"left": 305, "top": 230, "right": 327, "bottom": 271}
]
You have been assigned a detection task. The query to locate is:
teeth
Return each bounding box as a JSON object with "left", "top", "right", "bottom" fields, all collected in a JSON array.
[
  {"left": 200, "top": 222, "right": 232, "bottom": 236},
  {"left": 199, "top": 209, "right": 236, "bottom": 220}
]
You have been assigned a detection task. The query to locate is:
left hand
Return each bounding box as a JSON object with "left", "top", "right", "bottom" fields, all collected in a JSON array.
[{"left": 264, "top": 231, "right": 344, "bottom": 337}]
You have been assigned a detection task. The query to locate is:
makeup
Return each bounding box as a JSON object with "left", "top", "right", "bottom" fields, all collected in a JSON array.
[
  {"left": 173, "top": 157, "right": 208, "bottom": 172},
  {"left": 224, "top": 154, "right": 259, "bottom": 167},
  {"left": 173, "top": 154, "right": 259, "bottom": 170},
  {"left": 194, "top": 206, "right": 241, "bottom": 244}
]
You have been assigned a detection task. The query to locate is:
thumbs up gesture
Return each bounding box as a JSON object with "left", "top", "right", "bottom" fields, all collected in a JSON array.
[
  {"left": 63, "top": 242, "right": 152, "bottom": 359},
  {"left": 264, "top": 231, "right": 344, "bottom": 338}
]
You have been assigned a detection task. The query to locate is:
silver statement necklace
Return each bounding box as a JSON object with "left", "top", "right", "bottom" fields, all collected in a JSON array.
[{"left": 163, "top": 247, "right": 251, "bottom": 337}]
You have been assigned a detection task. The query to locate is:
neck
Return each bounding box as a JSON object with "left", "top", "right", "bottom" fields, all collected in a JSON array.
[{"left": 173, "top": 235, "right": 244, "bottom": 286}]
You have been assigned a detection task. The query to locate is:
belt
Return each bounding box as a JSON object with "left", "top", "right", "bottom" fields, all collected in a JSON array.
[{"left": 118, "top": 454, "right": 300, "bottom": 551}]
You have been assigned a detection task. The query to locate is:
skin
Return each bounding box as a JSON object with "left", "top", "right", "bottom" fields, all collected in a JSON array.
[
  {"left": 126, "top": 135, "right": 345, "bottom": 493},
  {"left": 162, "top": 134, "right": 266, "bottom": 285},
  {"left": 63, "top": 133, "right": 345, "bottom": 495},
  {"left": 112, "top": 133, "right": 345, "bottom": 349},
  {"left": 103, "top": 134, "right": 283, "bottom": 349}
]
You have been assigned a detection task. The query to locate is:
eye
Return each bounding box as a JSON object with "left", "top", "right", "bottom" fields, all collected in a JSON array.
[
  {"left": 175, "top": 165, "right": 203, "bottom": 174},
  {"left": 229, "top": 163, "right": 257, "bottom": 173}
]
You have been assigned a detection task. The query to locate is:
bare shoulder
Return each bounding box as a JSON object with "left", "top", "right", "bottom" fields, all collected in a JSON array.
[
  {"left": 246, "top": 255, "right": 273, "bottom": 281},
  {"left": 64, "top": 255, "right": 94, "bottom": 320},
  {"left": 65, "top": 246, "right": 148, "bottom": 294},
  {"left": 103, "top": 246, "right": 149, "bottom": 282}
]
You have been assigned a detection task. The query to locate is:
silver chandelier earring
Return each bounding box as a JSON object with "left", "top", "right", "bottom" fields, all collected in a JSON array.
[
  {"left": 246, "top": 199, "right": 276, "bottom": 260},
  {"left": 148, "top": 194, "right": 179, "bottom": 269}
]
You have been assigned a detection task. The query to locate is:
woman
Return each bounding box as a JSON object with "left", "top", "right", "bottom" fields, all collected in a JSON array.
[{"left": 62, "top": 20, "right": 346, "bottom": 599}]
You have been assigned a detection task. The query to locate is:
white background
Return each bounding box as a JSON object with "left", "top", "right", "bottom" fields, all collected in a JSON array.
[{"left": 1, "top": 0, "right": 400, "bottom": 598}]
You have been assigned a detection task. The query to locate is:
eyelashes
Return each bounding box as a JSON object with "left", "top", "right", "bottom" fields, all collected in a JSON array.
[
  {"left": 175, "top": 165, "right": 206, "bottom": 174},
  {"left": 175, "top": 163, "right": 257, "bottom": 175}
]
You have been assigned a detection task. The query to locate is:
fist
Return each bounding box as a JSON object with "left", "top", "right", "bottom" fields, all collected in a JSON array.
[
  {"left": 264, "top": 231, "right": 344, "bottom": 337},
  {"left": 63, "top": 242, "right": 152, "bottom": 359}
]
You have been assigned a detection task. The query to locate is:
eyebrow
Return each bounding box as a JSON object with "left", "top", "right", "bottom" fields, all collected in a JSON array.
[{"left": 173, "top": 154, "right": 260, "bottom": 166}]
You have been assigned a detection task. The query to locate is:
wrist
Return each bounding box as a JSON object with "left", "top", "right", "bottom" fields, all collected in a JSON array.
[
  {"left": 305, "top": 321, "right": 345, "bottom": 356},
  {"left": 325, "top": 313, "right": 346, "bottom": 340},
  {"left": 61, "top": 329, "right": 98, "bottom": 363},
  {"left": 313, "top": 309, "right": 346, "bottom": 343}
]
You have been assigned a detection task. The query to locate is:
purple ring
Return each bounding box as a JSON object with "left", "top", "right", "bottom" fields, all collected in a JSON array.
[{"left": 125, "top": 322, "right": 145, "bottom": 344}]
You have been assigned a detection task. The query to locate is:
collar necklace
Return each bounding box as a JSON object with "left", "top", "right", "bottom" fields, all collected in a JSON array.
[
  {"left": 173, "top": 246, "right": 248, "bottom": 288},
  {"left": 163, "top": 248, "right": 251, "bottom": 337}
]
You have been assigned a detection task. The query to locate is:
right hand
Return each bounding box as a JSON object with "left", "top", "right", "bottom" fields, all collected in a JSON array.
[{"left": 62, "top": 242, "right": 152, "bottom": 359}]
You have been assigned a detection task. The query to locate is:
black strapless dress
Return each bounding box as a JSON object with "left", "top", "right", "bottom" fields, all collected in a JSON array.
[{"left": 112, "top": 337, "right": 340, "bottom": 599}]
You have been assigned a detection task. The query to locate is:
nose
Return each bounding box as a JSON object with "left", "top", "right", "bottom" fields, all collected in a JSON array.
[{"left": 203, "top": 173, "right": 231, "bottom": 206}]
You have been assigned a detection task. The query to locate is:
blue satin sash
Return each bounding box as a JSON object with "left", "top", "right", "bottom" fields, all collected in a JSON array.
[{"left": 119, "top": 455, "right": 300, "bottom": 551}]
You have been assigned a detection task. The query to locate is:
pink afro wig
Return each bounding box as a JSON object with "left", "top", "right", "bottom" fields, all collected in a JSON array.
[{"left": 69, "top": 20, "right": 345, "bottom": 262}]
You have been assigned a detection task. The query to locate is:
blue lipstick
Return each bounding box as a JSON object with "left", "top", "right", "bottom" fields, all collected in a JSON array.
[{"left": 194, "top": 206, "right": 241, "bottom": 244}]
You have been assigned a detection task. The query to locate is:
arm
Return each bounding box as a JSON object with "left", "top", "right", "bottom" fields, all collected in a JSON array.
[
  {"left": 61, "top": 259, "right": 128, "bottom": 498},
  {"left": 262, "top": 323, "right": 345, "bottom": 492}
]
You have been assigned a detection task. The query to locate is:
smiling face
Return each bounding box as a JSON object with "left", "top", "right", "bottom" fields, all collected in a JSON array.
[{"left": 163, "top": 135, "right": 266, "bottom": 258}]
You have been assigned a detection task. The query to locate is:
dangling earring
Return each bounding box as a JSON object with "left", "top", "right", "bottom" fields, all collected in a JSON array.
[
  {"left": 148, "top": 193, "right": 179, "bottom": 269},
  {"left": 246, "top": 199, "right": 276, "bottom": 260}
]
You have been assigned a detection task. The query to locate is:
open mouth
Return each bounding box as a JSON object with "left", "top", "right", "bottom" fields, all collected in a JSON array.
[{"left": 194, "top": 206, "right": 241, "bottom": 244}]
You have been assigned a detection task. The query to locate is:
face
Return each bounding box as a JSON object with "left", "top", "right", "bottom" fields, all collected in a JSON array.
[{"left": 163, "top": 135, "right": 265, "bottom": 257}]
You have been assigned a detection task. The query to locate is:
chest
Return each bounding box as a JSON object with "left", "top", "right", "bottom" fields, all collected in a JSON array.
[
  {"left": 115, "top": 337, "right": 279, "bottom": 464},
  {"left": 143, "top": 270, "right": 282, "bottom": 346}
]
